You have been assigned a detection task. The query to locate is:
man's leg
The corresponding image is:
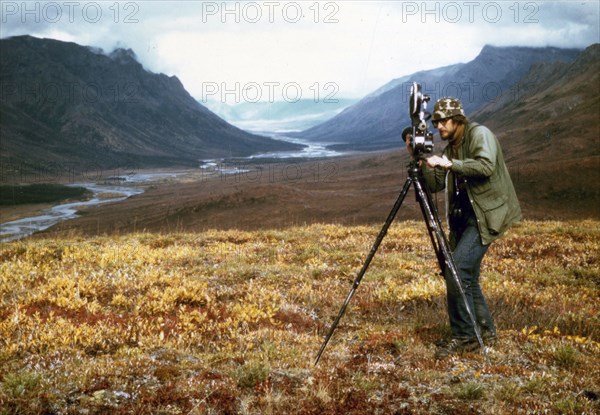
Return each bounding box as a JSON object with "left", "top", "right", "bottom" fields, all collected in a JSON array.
[
  {"left": 445, "top": 220, "right": 490, "bottom": 340},
  {"left": 470, "top": 254, "right": 496, "bottom": 339}
]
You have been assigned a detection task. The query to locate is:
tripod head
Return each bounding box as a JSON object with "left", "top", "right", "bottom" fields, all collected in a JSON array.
[{"left": 409, "top": 82, "right": 434, "bottom": 158}]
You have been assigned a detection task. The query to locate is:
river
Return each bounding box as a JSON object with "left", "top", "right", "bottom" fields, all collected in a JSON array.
[
  {"left": 0, "top": 172, "right": 189, "bottom": 243},
  {"left": 0, "top": 137, "right": 347, "bottom": 243},
  {"left": 248, "top": 133, "right": 345, "bottom": 159}
]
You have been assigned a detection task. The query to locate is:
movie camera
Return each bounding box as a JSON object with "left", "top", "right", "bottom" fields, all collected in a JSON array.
[{"left": 408, "top": 82, "right": 434, "bottom": 156}]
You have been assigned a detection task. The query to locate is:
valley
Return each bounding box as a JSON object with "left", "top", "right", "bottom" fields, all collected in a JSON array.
[
  {"left": 29, "top": 145, "right": 599, "bottom": 241},
  {"left": 2, "top": 7, "right": 599, "bottom": 414}
]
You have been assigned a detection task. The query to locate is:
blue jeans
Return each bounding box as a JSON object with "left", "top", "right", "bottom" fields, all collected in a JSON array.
[{"left": 445, "top": 216, "right": 496, "bottom": 339}]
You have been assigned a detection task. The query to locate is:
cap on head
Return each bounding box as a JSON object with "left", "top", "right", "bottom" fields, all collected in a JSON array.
[{"left": 432, "top": 97, "right": 464, "bottom": 121}]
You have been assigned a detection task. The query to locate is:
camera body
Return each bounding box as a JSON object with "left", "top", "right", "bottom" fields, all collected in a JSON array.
[{"left": 409, "top": 82, "right": 434, "bottom": 156}]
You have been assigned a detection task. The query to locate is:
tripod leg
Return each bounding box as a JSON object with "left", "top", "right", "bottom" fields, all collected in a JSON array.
[
  {"left": 412, "top": 177, "right": 488, "bottom": 360},
  {"left": 315, "top": 177, "right": 413, "bottom": 365},
  {"left": 416, "top": 181, "right": 445, "bottom": 274}
]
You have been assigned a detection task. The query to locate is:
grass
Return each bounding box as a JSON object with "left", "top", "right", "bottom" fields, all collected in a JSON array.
[
  {"left": 0, "top": 220, "right": 599, "bottom": 414},
  {"left": 455, "top": 381, "right": 485, "bottom": 400}
]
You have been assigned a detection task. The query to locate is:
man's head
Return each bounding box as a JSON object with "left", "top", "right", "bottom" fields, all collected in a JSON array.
[{"left": 432, "top": 97, "right": 468, "bottom": 141}]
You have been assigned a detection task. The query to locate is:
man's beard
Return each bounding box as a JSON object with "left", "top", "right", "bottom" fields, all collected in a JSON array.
[{"left": 439, "top": 130, "right": 451, "bottom": 140}]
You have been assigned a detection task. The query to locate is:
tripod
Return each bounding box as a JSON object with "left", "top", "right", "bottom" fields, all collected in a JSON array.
[{"left": 314, "top": 160, "right": 488, "bottom": 365}]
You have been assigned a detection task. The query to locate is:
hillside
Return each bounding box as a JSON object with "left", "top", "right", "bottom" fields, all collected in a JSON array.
[
  {"left": 474, "top": 44, "right": 600, "bottom": 216},
  {"left": 295, "top": 45, "right": 582, "bottom": 151},
  {"left": 1, "top": 222, "right": 598, "bottom": 413},
  {"left": 0, "top": 36, "right": 301, "bottom": 169},
  {"left": 475, "top": 43, "right": 600, "bottom": 160}
]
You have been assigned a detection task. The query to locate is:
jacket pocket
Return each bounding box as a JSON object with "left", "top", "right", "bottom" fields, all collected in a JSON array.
[
  {"left": 484, "top": 203, "right": 509, "bottom": 235},
  {"left": 472, "top": 185, "right": 508, "bottom": 235}
]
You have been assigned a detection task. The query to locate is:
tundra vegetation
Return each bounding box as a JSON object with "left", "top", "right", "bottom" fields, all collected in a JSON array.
[
  {"left": 0, "top": 184, "right": 91, "bottom": 205},
  {"left": 0, "top": 220, "right": 598, "bottom": 414}
]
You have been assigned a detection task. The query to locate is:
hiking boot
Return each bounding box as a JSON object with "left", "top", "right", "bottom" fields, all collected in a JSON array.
[
  {"left": 435, "top": 338, "right": 480, "bottom": 359},
  {"left": 435, "top": 337, "right": 450, "bottom": 348},
  {"left": 482, "top": 330, "right": 497, "bottom": 346},
  {"left": 434, "top": 330, "right": 497, "bottom": 349}
]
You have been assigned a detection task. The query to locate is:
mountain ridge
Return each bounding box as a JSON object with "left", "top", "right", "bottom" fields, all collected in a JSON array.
[
  {"left": 294, "top": 44, "right": 583, "bottom": 150},
  {"left": 0, "top": 35, "right": 301, "bottom": 170}
]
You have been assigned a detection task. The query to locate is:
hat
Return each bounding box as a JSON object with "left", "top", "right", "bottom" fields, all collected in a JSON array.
[{"left": 432, "top": 97, "right": 465, "bottom": 121}]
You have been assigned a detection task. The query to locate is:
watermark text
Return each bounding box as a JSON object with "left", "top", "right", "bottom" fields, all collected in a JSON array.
[
  {"left": 200, "top": 1, "right": 340, "bottom": 24},
  {"left": 201, "top": 81, "right": 339, "bottom": 104},
  {"left": 400, "top": 1, "right": 539, "bottom": 24},
  {"left": 1, "top": 1, "right": 140, "bottom": 24}
]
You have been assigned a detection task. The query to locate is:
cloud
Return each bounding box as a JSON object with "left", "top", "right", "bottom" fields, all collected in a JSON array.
[{"left": 2, "top": 1, "right": 598, "bottom": 101}]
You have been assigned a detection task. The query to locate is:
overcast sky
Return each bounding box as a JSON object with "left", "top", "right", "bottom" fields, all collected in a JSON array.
[{"left": 2, "top": 1, "right": 598, "bottom": 103}]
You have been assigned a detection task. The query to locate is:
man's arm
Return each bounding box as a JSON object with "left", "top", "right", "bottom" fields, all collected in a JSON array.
[
  {"left": 449, "top": 126, "right": 497, "bottom": 178},
  {"left": 420, "top": 158, "right": 447, "bottom": 192}
]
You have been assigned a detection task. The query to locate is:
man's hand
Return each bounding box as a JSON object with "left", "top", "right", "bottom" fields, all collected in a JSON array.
[
  {"left": 405, "top": 134, "right": 414, "bottom": 157},
  {"left": 426, "top": 155, "right": 452, "bottom": 169}
]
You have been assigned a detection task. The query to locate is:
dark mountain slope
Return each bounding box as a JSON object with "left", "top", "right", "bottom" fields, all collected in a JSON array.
[
  {"left": 0, "top": 36, "right": 300, "bottom": 169},
  {"left": 472, "top": 44, "right": 600, "bottom": 216}
]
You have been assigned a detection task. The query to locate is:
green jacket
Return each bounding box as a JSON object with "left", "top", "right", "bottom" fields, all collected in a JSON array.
[{"left": 422, "top": 122, "right": 522, "bottom": 245}]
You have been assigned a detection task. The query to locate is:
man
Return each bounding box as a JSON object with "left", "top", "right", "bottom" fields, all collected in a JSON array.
[{"left": 408, "top": 97, "right": 521, "bottom": 358}]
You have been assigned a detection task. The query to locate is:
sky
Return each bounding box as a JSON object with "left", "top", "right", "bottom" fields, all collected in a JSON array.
[{"left": 1, "top": 1, "right": 599, "bottom": 104}]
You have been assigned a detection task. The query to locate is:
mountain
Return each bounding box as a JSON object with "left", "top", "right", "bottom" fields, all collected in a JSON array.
[
  {"left": 472, "top": 43, "right": 600, "bottom": 216},
  {"left": 33, "top": 45, "right": 600, "bottom": 239},
  {"left": 202, "top": 98, "right": 358, "bottom": 134},
  {"left": 0, "top": 36, "right": 301, "bottom": 170},
  {"left": 294, "top": 45, "right": 582, "bottom": 151},
  {"left": 365, "top": 62, "right": 465, "bottom": 100},
  {"left": 475, "top": 44, "right": 599, "bottom": 145}
]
